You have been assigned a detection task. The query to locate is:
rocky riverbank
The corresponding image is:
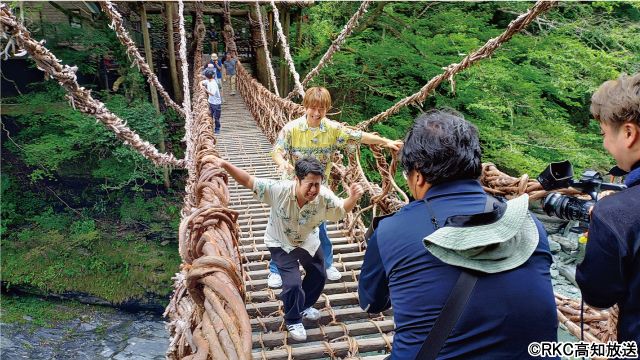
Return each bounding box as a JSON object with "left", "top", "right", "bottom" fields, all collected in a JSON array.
[{"left": 0, "top": 305, "right": 168, "bottom": 359}]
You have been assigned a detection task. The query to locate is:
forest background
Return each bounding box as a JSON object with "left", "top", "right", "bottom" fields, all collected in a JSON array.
[{"left": 1, "top": 1, "right": 639, "bottom": 316}]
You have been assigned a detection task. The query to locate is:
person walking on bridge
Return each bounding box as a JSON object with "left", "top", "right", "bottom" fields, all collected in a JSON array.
[
  {"left": 201, "top": 69, "right": 222, "bottom": 135},
  {"left": 268, "top": 86, "right": 403, "bottom": 288},
  {"left": 205, "top": 53, "right": 224, "bottom": 101},
  {"left": 223, "top": 53, "right": 238, "bottom": 95},
  {"left": 213, "top": 156, "right": 364, "bottom": 341}
]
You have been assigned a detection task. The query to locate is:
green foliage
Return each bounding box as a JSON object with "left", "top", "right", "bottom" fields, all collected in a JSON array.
[
  {"left": 38, "top": 19, "right": 124, "bottom": 77},
  {"left": 2, "top": 209, "right": 181, "bottom": 303},
  {"left": 296, "top": 2, "right": 639, "bottom": 180},
  {"left": 0, "top": 294, "right": 89, "bottom": 328},
  {"left": 118, "top": 194, "right": 181, "bottom": 239},
  {"left": 1, "top": 175, "right": 16, "bottom": 236},
  {"left": 4, "top": 87, "right": 167, "bottom": 190}
]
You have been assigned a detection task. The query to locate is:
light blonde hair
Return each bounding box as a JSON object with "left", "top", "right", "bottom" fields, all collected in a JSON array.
[
  {"left": 302, "top": 87, "right": 332, "bottom": 110},
  {"left": 590, "top": 73, "right": 640, "bottom": 129}
]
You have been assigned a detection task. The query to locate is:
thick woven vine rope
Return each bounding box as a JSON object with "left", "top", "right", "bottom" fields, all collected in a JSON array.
[
  {"left": 269, "top": 0, "right": 305, "bottom": 98},
  {"left": 253, "top": 1, "right": 280, "bottom": 97},
  {"left": 165, "top": 8, "right": 251, "bottom": 360},
  {"left": 285, "top": 0, "right": 371, "bottom": 99},
  {"left": 101, "top": 1, "right": 186, "bottom": 117},
  {"left": 0, "top": 4, "right": 185, "bottom": 168},
  {"left": 357, "top": 0, "right": 557, "bottom": 130}
]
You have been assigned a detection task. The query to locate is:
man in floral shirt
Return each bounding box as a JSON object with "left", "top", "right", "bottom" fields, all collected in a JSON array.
[
  {"left": 213, "top": 156, "right": 364, "bottom": 341},
  {"left": 269, "top": 86, "right": 403, "bottom": 287}
]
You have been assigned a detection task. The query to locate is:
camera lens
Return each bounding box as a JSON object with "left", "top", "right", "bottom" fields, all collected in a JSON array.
[{"left": 542, "top": 193, "right": 594, "bottom": 222}]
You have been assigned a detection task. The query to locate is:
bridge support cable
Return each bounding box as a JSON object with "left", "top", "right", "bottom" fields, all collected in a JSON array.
[
  {"left": 165, "top": 6, "right": 252, "bottom": 360},
  {"left": 100, "top": 1, "right": 186, "bottom": 118},
  {"left": 285, "top": 0, "right": 372, "bottom": 100},
  {"left": 269, "top": 0, "right": 305, "bottom": 98},
  {"left": 178, "top": 0, "right": 195, "bottom": 180},
  {"left": 253, "top": 1, "right": 280, "bottom": 97},
  {"left": 0, "top": 4, "right": 185, "bottom": 168},
  {"left": 357, "top": 0, "right": 557, "bottom": 131}
]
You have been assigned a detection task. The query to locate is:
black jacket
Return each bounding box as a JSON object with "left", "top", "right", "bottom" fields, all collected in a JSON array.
[{"left": 577, "top": 162, "right": 640, "bottom": 345}]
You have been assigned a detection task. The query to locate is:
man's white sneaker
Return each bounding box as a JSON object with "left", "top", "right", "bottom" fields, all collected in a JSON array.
[
  {"left": 267, "top": 273, "right": 282, "bottom": 288},
  {"left": 286, "top": 323, "right": 307, "bottom": 341},
  {"left": 326, "top": 266, "right": 342, "bottom": 281},
  {"left": 301, "top": 307, "right": 321, "bottom": 321}
]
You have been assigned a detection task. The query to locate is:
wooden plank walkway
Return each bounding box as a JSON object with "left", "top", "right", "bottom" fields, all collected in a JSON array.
[{"left": 215, "top": 84, "right": 393, "bottom": 359}]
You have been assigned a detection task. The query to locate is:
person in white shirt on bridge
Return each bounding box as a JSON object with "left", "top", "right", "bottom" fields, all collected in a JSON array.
[
  {"left": 212, "top": 156, "right": 364, "bottom": 341},
  {"left": 200, "top": 69, "right": 222, "bottom": 135}
]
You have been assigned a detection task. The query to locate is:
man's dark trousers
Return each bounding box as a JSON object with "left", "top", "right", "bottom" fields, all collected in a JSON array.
[
  {"left": 268, "top": 246, "right": 326, "bottom": 325},
  {"left": 209, "top": 103, "right": 221, "bottom": 133}
]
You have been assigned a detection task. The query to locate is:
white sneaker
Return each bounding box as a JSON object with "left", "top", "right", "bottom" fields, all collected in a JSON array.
[
  {"left": 286, "top": 323, "right": 307, "bottom": 341},
  {"left": 301, "top": 307, "right": 320, "bottom": 321},
  {"left": 267, "top": 272, "right": 282, "bottom": 288},
  {"left": 326, "top": 266, "right": 342, "bottom": 281}
]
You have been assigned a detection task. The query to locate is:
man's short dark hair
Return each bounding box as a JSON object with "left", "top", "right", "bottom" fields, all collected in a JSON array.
[
  {"left": 204, "top": 69, "right": 215, "bottom": 79},
  {"left": 295, "top": 157, "right": 325, "bottom": 180},
  {"left": 401, "top": 109, "right": 482, "bottom": 185}
]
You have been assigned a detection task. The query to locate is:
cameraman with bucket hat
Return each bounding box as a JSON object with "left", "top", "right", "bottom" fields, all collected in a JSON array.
[{"left": 358, "top": 109, "right": 558, "bottom": 359}]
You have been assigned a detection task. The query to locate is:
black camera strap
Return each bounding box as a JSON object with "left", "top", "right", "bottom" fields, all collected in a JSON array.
[{"left": 414, "top": 270, "right": 477, "bottom": 360}]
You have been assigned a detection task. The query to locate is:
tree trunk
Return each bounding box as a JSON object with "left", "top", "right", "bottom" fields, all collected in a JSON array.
[
  {"left": 141, "top": 4, "right": 170, "bottom": 189},
  {"left": 140, "top": 4, "right": 160, "bottom": 111},
  {"left": 268, "top": 11, "right": 274, "bottom": 54},
  {"left": 250, "top": 4, "right": 269, "bottom": 89},
  {"left": 296, "top": 11, "right": 303, "bottom": 49},
  {"left": 165, "top": 2, "right": 182, "bottom": 104},
  {"left": 278, "top": 6, "right": 290, "bottom": 96}
]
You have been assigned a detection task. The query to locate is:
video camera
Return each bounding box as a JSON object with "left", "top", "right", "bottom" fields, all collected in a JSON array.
[{"left": 537, "top": 161, "right": 626, "bottom": 225}]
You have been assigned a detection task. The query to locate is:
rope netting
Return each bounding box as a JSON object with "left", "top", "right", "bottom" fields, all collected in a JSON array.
[
  {"left": 0, "top": 4, "right": 185, "bottom": 168},
  {"left": 2, "top": 1, "right": 621, "bottom": 357}
]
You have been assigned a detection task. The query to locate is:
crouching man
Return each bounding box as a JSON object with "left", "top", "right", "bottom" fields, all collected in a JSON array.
[{"left": 213, "top": 156, "right": 364, "bottom": 341}]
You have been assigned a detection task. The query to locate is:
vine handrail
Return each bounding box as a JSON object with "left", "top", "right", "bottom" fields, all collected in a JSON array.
[
  {"left": 0, "top": 4, "right": 185, "bottom": 168},
  {"left": 356, "top": 0, "right": 557, "bottom": 130}
]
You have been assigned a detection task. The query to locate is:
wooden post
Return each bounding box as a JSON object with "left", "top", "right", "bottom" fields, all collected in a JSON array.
[
  {"left": 296, "top": 10, "right": 303, "bottom": 49},
  {"left": 250, "top": 3, "right": 269, "bottom": 89},
  {"left": 165, "top": 2, "right": 182, "bottom": 104},
  {"left": 267, "top": 11, "right": 273, "bottom": 53},
  {"left": 140, "top": 4, "right": 160, "bottom": 111},
  {"left": 141, "top": 3, "right": 170, "bottom": 189}
]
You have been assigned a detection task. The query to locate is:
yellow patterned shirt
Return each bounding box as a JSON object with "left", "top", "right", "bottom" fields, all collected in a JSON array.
[{"left": 272, "top": 116, "right": 363, "bottom": 181}]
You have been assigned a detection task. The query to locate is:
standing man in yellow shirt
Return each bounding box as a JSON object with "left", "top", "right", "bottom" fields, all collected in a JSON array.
[{"left": 269, "top": 86, "right": 403, "bottom": 288}]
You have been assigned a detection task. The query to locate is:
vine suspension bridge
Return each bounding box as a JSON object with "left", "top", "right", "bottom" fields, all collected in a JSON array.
[{"left": 0, "top": 1, "right": 619, "bottom": 359}]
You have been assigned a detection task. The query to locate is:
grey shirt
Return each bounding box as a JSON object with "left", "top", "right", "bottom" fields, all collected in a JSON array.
[{"left": 223, "top": 58, "right": 238, "bottom": 75}]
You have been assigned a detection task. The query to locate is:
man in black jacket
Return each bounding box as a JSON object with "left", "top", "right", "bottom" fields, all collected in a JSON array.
[{"left": 576, "top": 73, "right": 640, "bottom": 346}]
